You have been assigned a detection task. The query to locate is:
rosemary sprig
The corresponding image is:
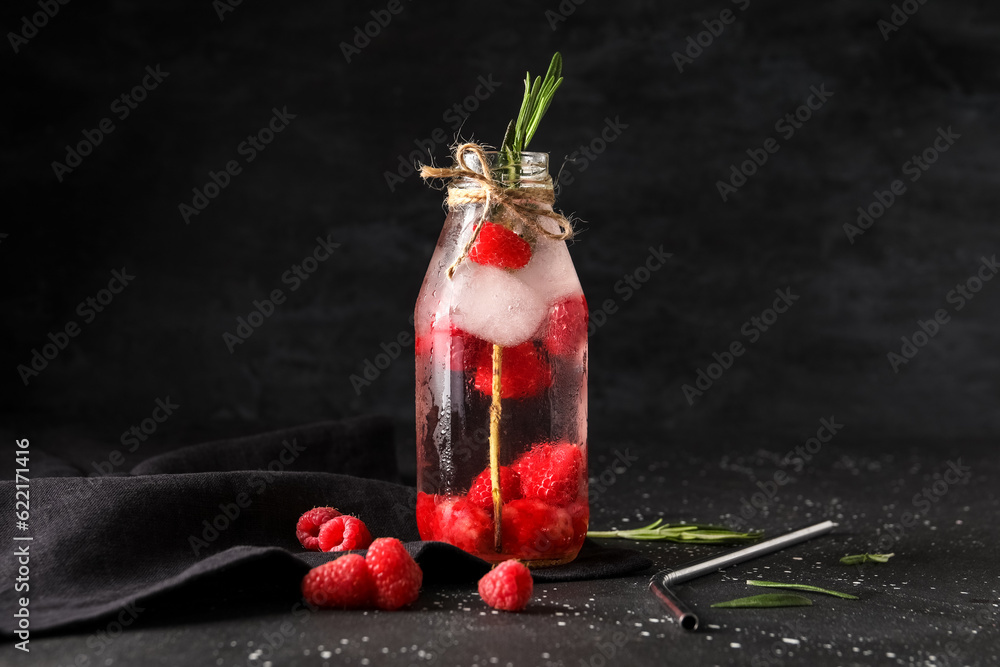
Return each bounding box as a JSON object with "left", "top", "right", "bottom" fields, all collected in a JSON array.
[
  {"left": 587, "top": 519, "right": 763, "bottom": 544},
  {"left": 500, "top": 52, "right": 564, "bottom": 167},
  {"left": 747, "top": 579, "right": 859, "bottom": 600},
  {"left": 839, "top": 553, "right": 894, "bottom": 565},
  {"left": 711, "top": 593, "right": 813, "bottom": 609}
]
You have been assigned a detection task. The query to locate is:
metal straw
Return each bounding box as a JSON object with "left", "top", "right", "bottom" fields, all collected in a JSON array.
[{"left": 649, "top": 520, "right": 837, "bottom": 631}]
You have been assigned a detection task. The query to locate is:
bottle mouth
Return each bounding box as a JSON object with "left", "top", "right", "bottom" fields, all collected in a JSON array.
[{"left": 459, "top": 151, "right": 550, "bottom": 184}]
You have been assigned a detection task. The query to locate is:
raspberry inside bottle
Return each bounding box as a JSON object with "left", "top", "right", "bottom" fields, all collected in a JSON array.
[{"left": 415, "top": 148, "right": 588, "bottom": 566}]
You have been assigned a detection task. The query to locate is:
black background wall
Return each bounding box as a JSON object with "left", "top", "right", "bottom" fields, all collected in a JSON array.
[{"left": 3, "top": 0, "right": 999, "bottom": 475}]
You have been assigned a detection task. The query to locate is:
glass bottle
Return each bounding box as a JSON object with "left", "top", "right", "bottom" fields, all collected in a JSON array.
[{"left": 415, "top": 150, "right": 588, "bottom": 566}]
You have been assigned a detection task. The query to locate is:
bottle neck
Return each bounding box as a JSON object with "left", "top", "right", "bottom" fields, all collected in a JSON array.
[{"left": 452, "top": 151, "right": 552, "bottom": 190}]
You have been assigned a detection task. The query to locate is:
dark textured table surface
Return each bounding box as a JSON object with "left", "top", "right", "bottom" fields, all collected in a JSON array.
[{"left": 14, "top": 435, "right": 998, "bottom": 667}]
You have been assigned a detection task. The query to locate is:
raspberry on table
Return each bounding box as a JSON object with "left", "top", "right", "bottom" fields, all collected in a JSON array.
[
  {"left": 473, "top": 341, "right": 551, "bottom": 399},
  {"left": 318, "top": 515, "right": 373, "bottom": 552},
  {"left": 545, "top": 294, "right": 588, "bottom": 355},
  {"left": 365, "top": 537, "right": 423, "bottom": 610},
  {"left": 468, "top": 221, "right": 533, "bottom": 270},
  {"left": 512, "top": 442, "right": 584, "bottom": 507},
  {"left": 296, "top": 506, "right": 342, "bottom": 551},
  {"left": 467, "top": 466, "right": 522, "bottom": 511},
  {"left": 301, "top": 554, "right": 375, "bottom": 609},
  {"left": 478, "top": 560, "right": 533, "bottom": 612}
]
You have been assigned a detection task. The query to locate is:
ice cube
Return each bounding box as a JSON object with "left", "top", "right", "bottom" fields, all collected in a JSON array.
[
  {"left": 516, "top": 237, "right": 582, "bottom": 305},
  {"left": 450, "top": 262, "right": 548, "bottom": 347}
]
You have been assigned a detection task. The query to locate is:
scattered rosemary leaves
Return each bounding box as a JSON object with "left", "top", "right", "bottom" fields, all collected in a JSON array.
[
  {"left": 747, "top": 579, "right": 859, "bottom": 600},
  {"left": 587, "top": 519, "right": 763, "bottom": 544},
  {"left": 839, "top": 553, "right": 894, "bottom": 565}
]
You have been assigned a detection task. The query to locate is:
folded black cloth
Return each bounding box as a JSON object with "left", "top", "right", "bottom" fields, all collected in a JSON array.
[{"left": 0, "top": 416, "right": 651, "bottom": 637}]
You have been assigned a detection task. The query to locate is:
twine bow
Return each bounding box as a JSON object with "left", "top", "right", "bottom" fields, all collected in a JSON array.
[{"left": 420, "top": 143, "right": 574, "bottom": 278}]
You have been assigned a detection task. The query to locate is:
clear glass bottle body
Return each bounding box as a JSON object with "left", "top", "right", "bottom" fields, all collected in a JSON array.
[{"left": 414, "top": 152, "right": 588, "bottom": 566}]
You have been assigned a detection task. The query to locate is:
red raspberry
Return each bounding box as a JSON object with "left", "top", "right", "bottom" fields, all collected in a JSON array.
[
  {"left": 317, "top": 515, "right": 373, "bottom": 552},
  {"left": 467, "top": 466, "right": 522, "bottom": 511},
  {"left": 296, "top": 506, "right": 342, "bottom": 551},
  {"left": 501, "top": 499, "right": 574, "bottom": 560},
  {"left": 365, "top": 537, "right": 423, "bottom": 610},
  {"left": 478, "top": 560, "right": 533, "bottom": 612},
  {"left": 512, "top": 442, "right": 584, "bottom": 507},
  {"left": 416, "top": 492, "right": 440, "bottom": 541},
  {"left": 469, "top": 221, "right": 532, "bottom": 270},
  {"left": 473, "top": 342, "right": 551, "bottom": 400},
  {"left": 545, "top": 295, "right": 588, "bottom": 355},
  {"left": 451, "top": 329, "right": 489, "bottom": 371},
  {"left": 435, "top": 496, "right": 493, "bottom": 555},
  {"left": 301, "top": 554, "right": 374, "bottom": 609},
  {"left": 415, "top": 316, "right": 489, "bottom": 372}
]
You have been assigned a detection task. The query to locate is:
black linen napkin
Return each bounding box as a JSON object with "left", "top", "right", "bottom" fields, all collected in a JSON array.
[{"left": 0, "top": 416, "right": 652, "bottom": 637}]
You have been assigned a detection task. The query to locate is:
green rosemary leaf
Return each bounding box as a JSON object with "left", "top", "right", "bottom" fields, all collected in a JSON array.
[
  {"left": 501, "top": 52, "right": 564, "bottom": 167},
  {"left": 711, "top": 594, "right": 813, "bottom": 609},
  {"left": 513, "top": 75, "right": 531, "bottom": 143},
  {"left": 542, "top": 51, "right": 562, "bottom": 85},
  {"left": 519, "top": 75, "right": 543, "bottom": 148},
  {"left": 500, "top": 120, "right": 516, "bottom": 156},
  {"left": 839, "top": 553, "right": 894, "bottom": 565},
  {"left": 524, "top": 78, "right": 562, "bottom": 148},
  {"left": 587, "top": 521, "right": 763, "bottom": 544},
  {"left": 747, "top": 580, "right": 859, "bottom": 600}
]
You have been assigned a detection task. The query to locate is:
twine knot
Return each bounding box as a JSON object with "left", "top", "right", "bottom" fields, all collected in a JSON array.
[{"left": 420, "top": 143, "right": 574, "bottom": 278}]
